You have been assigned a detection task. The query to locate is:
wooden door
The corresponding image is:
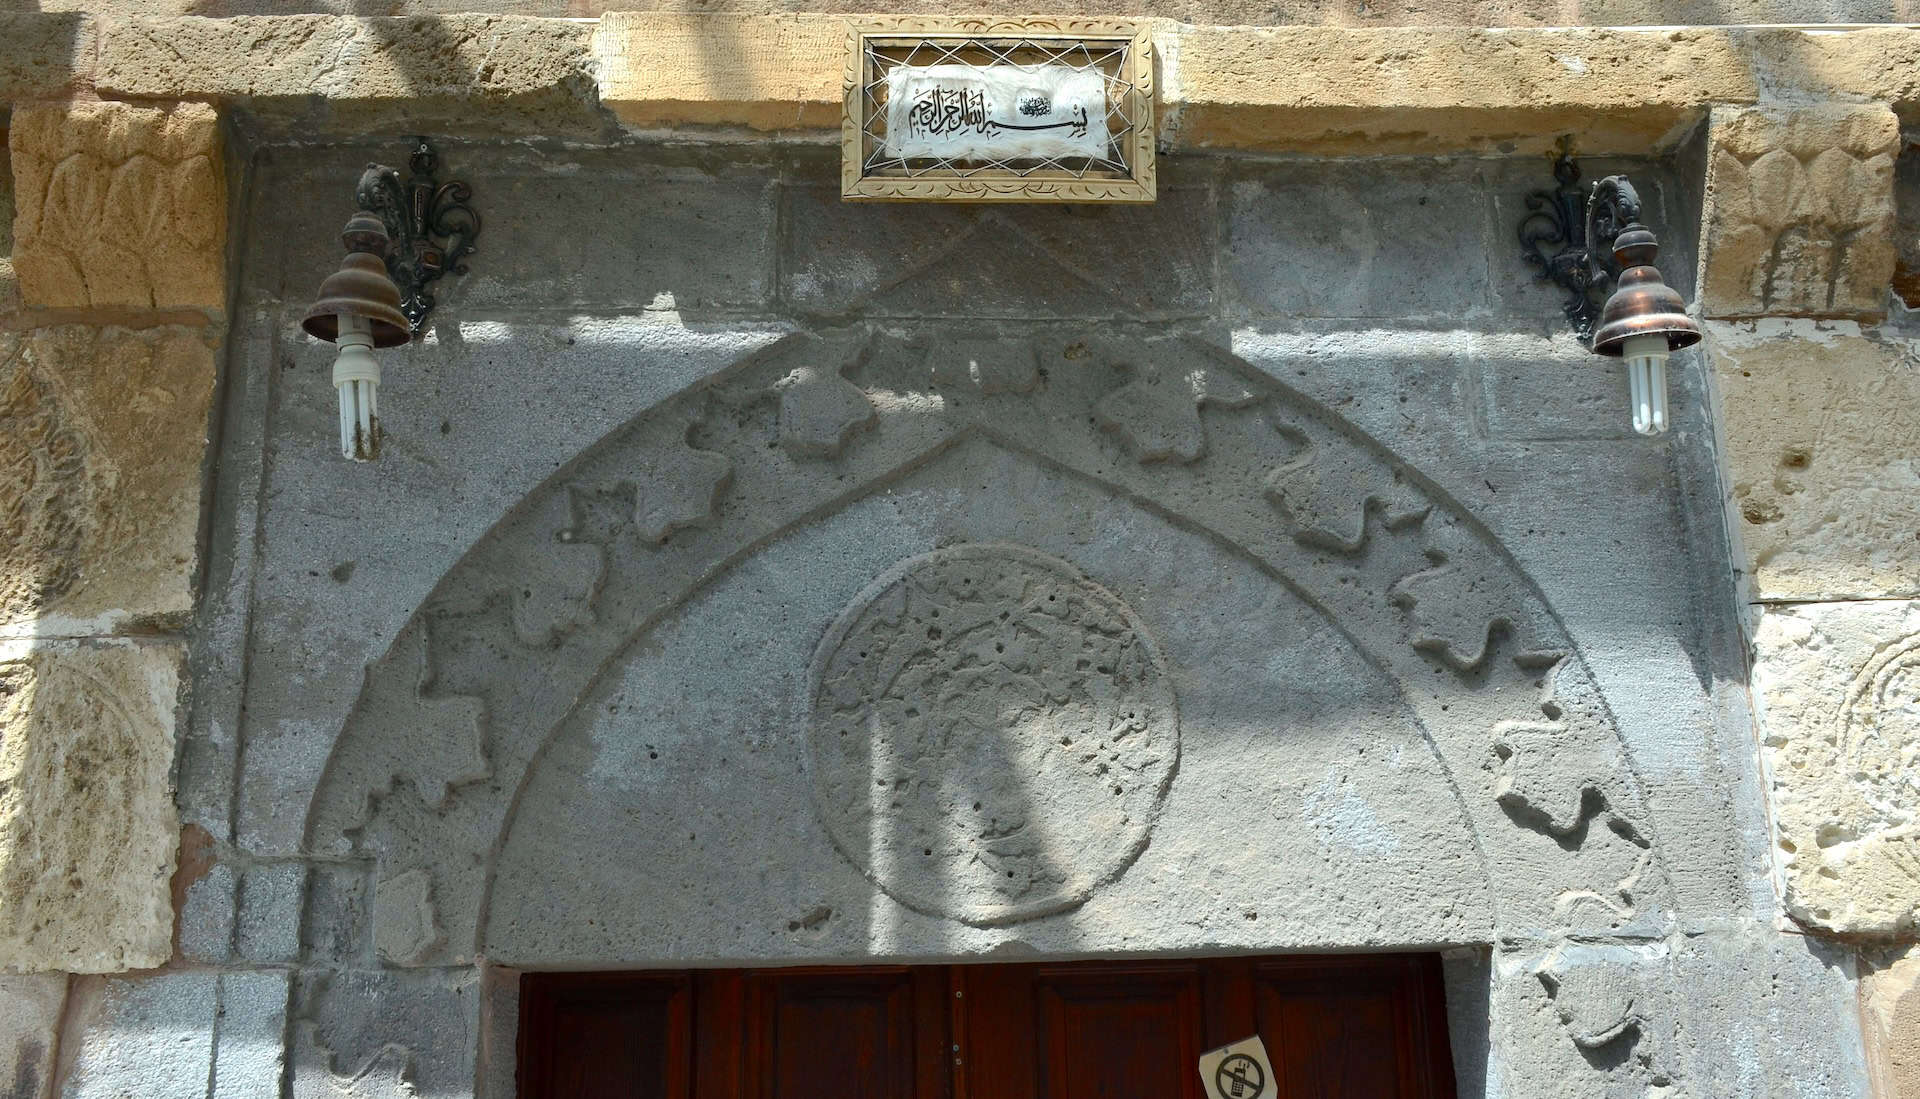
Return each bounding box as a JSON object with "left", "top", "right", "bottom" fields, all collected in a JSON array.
[{"left": 519, "top": 954, "right": 1456, "bottom": 1099}]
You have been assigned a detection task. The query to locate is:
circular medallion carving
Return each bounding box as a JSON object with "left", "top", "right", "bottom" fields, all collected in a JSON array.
[{"left": 807, "top": 543, "right": 1178, "bottom": 926}]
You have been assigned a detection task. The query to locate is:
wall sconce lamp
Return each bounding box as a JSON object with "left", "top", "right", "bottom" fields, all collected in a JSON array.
[
  {"left": 302, "top": 139, "right": 481, "bottom": 460},
  {"left": 1520, "top": 153, "right": 1701, "bottom": 435}
]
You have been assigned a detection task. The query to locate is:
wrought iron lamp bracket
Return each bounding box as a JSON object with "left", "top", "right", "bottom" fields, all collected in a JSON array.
[
  {"left": 1518, "top": 149, "right": 1643, "bottom": 343},
  {"left": 352, "top": 138, "right": 480, "bottom": 334}
]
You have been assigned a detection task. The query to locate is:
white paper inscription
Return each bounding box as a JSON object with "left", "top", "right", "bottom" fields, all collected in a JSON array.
[{"left": 881, "top": 64, "right": 1110, "bottom": 161}]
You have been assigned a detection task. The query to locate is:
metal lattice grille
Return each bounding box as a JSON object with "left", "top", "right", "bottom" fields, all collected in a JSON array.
[{"left": 859, "top": 36, "right": 1140, "bottom": 181}]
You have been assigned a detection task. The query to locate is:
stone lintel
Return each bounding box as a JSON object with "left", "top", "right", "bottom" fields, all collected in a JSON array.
[{"left": 0, "top": 14, "right": 1913, "bottom": 153}]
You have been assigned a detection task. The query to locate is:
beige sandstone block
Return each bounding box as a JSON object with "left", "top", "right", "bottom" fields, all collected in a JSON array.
[
  {"left": 594, "top": 12, "right": 846, "bottom": 131},
  {"left": 1699, "top": 104, "right": 1899, "bottom": 319},
  {"left": 1708, "top": 320, "right": 1920, "bottom": 602},
  {"left": 8, "top": 100, "right": 225, "bottom": 311},
  {"left": 0, "top": 13, "right": 94, "bottom": 102},
  {"left": 1754, "top": 599, "right": 1920, "bottom": 937},
  {"left": 0, "top": 326, "right": 218, "bottom": 636},
  {"left": 0, "top": 639, "right": 182, "bottom": 973},
  {"left": 96, "top": 15, "right": 602, "bottom": 138},
  {"left": 1865, "top": 946, "right": 1920, "bottom": 1099}
]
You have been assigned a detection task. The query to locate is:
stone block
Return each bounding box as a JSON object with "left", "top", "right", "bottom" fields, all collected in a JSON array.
[
  {"left": 1708, "top": 320, "right": 1920, "bottom": 601},
  {"left": 176, "top": 855, "right": 235, "bottom": 965},
  {"left": 0, "top": 974, "right": 66, "bottom": 1099},
  {"left": 782, "top": 169, "right": 1216, "bottom": 319},
  {"left": 0, "top": 639, "right": 182, "bottom": 973},
  {"left": 62, "top": 973, "right": 217, "bottom": 1098},
  {"left": 1699, "top": 104, "right": 1899, "bottom": 319},
  {"left": 213, "top": 971, "right": 293, "bottom": 1099},
  {"left": 1864, "top": 945, "right": 1920, "bottom": 1099},
  {"left": 593, "top": 12, "right": 844, "bottom": 132},
  {"left": 237, "top": 861, "right": 305, "bottom": 964},
  {"left": 1753, "top": 598, "right": 1920, "bottom": 936},
  {"left": 1223, "top": 161, "right": 1488, "bottom": 320},
  {"left": 97, "top": 15, "right": 603, "bottom": 139},
  {"left": 0, "top": 325, "right": 218, "bottom": 635},
  {"left": 0, "top": 14, "right": 93, "bottom": 103},
  {"left": 1476, "top": 332, "right": 1655, "bottom": 441},
  {"left": 8, "top": 100, "right": 225, "bottom": 310},
  {"left": 1487, "top": 929, "right": 1867, "bottom": 1098},
  {"left": 291, "top": 968, "right": 481, "bottom": 1099}
]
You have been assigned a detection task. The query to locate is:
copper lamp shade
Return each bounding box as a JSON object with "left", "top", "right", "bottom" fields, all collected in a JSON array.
[
  {"left": 301, "top": 212, "right": 413, "bottom": 348},
  {"left": 1590, "top": 225, "right": 1702, "bottom": 357}
]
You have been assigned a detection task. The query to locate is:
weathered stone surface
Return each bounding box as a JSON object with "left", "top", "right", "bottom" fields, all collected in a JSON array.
[
  {"left": 8, "top": 100, "right": 225, "bottom": 310},
  {"left": 238, "top": 861, "right": 306, "bottom": 964},
  {"left": 0, "top": 639, "right": 182, "bottom": 972},
  {"left": 1489, "top": 929, "right": 1868, "bottom": 1098},
  {"left": 97, "top": 15, "right": 604, "bottom": 139},
  {"left": 24, "top": 0, "right": 1920, "bottom": 23},
  {"left": 1864, "top": 945, "right": 1920, "bottom": 1099},
  {"left": 62, "top": 972, "right": 218, "bottom": 1098},
  {"left": 0, "top": 974, "right": 66, "bottom": 1099},
  {"left": 291, "top": 968, "right": 480, "bottom": 1099},
  {"left": 0, "top": 13, "right": 93, "bottom": 102},
  {"left": 1699, "top": 105, "right": 1900, "bottom": 319},
  {"left": 212, "top": 971, "right": 293, "bottom": 1099},
  {"left": 590, "top": 19, "right": 1920, "bottom": 154},
  {"left": 1708, "top": 320, "right": 1920, "bottom": 602},
  {"left": 0, "top": 325, "right": 218, "bottom": 636},
  {"left": 1224, "top": 160, "right": 1487, "bottom": 319},
  {"left": 0, "top": 16, "right": 1916, "bottom": 154},
  {"left": 1754, "top": 598, "right": 1920, "bottom": 936}
]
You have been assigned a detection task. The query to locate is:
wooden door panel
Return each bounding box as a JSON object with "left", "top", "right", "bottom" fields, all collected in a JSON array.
[
  {"left": 520, "top": 954, "right": 1454, "bottom": 1099},
  {"left": 1250, "top": 957, "right": 1455, "bottom": 1099},
  {"left": 753, "top": 970, "right": 913, "bottom": 1099},
  {"left": 1035, "top": 964, "right": 1204, "bottom": 1099},
  {"left": 518, "top": 972, "right": 691, "bottom": 1099},
  {"left": 960, "top": 963, "right": 1205, "bottom": 1099}
]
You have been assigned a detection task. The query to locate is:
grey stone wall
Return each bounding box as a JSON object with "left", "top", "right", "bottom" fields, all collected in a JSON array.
[{"left": 29, "top": 141, "right": 1869, "bottom": 1097}]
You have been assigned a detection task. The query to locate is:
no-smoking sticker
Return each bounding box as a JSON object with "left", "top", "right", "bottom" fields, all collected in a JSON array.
[{"left": 1198, "top": 1035, "right": 1277, "bottom": 1099}]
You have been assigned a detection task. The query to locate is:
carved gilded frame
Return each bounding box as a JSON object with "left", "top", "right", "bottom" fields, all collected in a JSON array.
[{"left": 841, "top": 18, "right": 1156, "bottom": 203}]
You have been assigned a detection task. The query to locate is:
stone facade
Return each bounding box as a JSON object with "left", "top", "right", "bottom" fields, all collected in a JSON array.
[
  {"left": 0, "top": 10, "right": 1912, "bottom": 1099},
  {"left": 1691, "top": 100, "right": 1920, "bottom": 1098}
]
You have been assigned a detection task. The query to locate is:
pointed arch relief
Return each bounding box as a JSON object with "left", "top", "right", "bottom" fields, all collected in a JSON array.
[{"left": 304, "top": 325, "right": 1672, "bottom": 967}]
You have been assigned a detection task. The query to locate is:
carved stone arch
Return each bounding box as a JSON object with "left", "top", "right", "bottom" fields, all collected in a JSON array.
[{"left": 304, "top": 324, "right": 1671, "bottom": 967}]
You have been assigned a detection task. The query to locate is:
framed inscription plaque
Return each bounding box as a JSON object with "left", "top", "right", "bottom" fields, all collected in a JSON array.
[{"left": 841, "top": 18, "right": 1156, "bottom": 203}]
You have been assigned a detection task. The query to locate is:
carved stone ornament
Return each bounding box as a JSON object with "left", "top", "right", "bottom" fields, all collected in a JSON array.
[
  {"left": 841, "top": 18, "right": 1156, "bottom": 203},
  {"left": 304, "top": 323, "right": 1666, "bottom": 965},
  {"left": 808, "top": 543, "right": 1177, "bottom": 925},
  {"left": 1699, "top": 104, "right": 1899, "bottom": 318}
]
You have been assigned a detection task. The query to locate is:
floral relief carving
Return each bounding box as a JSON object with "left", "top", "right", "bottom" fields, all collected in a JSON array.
[
  {"left": 306, "top": 326, "right": 1665, "bottom": 961},
  {"left": 1265, "top": 438, "right": 1430, "bottom": 553},
  {"left": 9, "top": 100, "right": 226, "bottom": 309},
  {"left": 1700, "top": 105, "right": 1899, "bottom": 318},
  {"left": 775, "top": 342, "right": 879, "bottom": 459},
  {"left": 807, "top": 543, "right": 1178, "bottom": 926},
  {"left": 1095, "top": 360, "right": 1258, "bottom": 463}
]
